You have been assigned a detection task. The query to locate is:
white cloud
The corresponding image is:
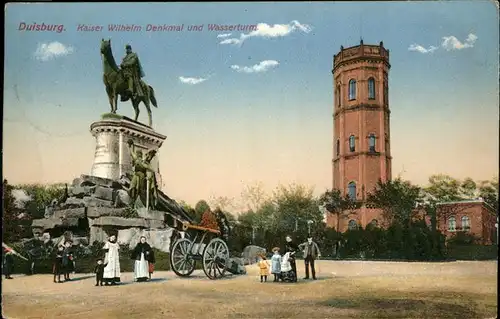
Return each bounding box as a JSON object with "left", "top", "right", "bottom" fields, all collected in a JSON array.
[
  {"left": 220, "top": 20, "right": 312, "bottom": 46},
  {"left": 34, "top": 41, "right": 74, "bottom": 61},
  {"left": 230, "top": 60, "right": 279, "bottom": 74},
  {"left": 11, "top": 189, "right": 32, "bottom": 209},
  {"left": 441, "top": 33, "right": 477, "bottom": 51},
  {"left": 217, "top": 33, "right": 232, "bottom": 38},
  {"left": 178, "top": 76, "right": 207, "bottom": 85},
  {"left": 408, "top": 44, "right": 438, "bottom": 54}
]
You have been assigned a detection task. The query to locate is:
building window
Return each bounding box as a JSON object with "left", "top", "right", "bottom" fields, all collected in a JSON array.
[
  {"left": 349, "top": 135, "right": 356, "bottom": 152},
  {"left": 348, "top": 219, "right": 358, "bottom": 230},
  {"left": 448, "top": 216, "right": 456, "bottom": 232},
  {"left": 370, "top": 219, "right": 379, "bottom": 227},
  {"left": 384, "top": 81, "right": 388, "bottom": 105},
  {"left": 336, "top": 85, "right": 341, "bottom": 106},
  {"left": 349, "top": 80, "right": 356, "bottom": 100},
  {"left": 336, "top": 139, "right": 340, "bottom": 156},
  {"left": 348, "top": 182, "right": 357, "bottom": 200},
  {"left": 368, "top": 134, "right": 376, "bottom": 152},
  {"left": 461, "top": 216, "right": 470, "bottom": 231},
  {"left": 368, "top": 78, "right": 375, "bottom": 99}
]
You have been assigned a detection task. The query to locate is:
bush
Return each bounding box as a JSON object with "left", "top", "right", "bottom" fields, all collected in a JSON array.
[
  {"left": 447, "top": 231, "right": 479, "bottom": 246},
  {"left": 446, "top": 244, "right": 498, "bottom": 260}
]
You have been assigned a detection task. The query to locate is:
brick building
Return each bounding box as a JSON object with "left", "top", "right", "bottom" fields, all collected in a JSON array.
[
  {"left": 326, "top": 41, "right": 497, "bottom": 244},
  {"left": 430, "top": 199, "right": 497, "bottom": 245}
]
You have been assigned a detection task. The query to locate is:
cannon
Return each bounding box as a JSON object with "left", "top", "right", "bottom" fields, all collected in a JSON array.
[{"left": 169, "top": 221, "right": 230, "bottom": 280}]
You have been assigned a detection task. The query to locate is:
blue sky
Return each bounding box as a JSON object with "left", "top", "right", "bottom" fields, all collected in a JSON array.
[{"left": 3, "top": 1, "right": 499, "bottom": 209}]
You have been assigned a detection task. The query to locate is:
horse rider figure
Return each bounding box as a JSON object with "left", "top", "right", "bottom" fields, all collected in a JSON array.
[{"left": 120, "top": 44, "right": 145, "bottom": 102}]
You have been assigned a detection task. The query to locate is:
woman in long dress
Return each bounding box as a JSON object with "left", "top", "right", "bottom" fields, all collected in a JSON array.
[
  {"left": 102, "top": 235, "right": 121, "bottom": 285},
  {"left": 131, "top": 236, "right": 152, "bottom": 282}
]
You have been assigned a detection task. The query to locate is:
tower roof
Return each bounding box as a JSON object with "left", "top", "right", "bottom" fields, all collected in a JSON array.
[{"left": 333, "top": 41, "right": 390, "bottom": 73}]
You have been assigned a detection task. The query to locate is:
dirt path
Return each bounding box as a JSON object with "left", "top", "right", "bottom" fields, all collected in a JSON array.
[{"left": 2, "top": 260, "right": 497, "bottom": 319}]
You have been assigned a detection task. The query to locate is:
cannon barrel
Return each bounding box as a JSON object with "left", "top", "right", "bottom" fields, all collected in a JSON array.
[{"left": 155, "top": 190, "right": 194, "bottom": 224}]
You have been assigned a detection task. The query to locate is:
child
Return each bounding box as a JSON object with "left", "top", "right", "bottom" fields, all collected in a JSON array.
[
  {"left": 270, "top": 247, "right": 282, "bottom": 282},
  {"left": 62, "top": 241, "right": 74, "bottom": 281},
  {"left": 53, "top": 245, "right": 64, "bottom": 283},
  {"left": 257, "top": 254, "right": 270, "bottom": 283},
  {"left": 148, "top": 249, "right": 155, "bottom": 280},
  {"left": 94, "top": 259, "right": 105, "bottom": 286}
]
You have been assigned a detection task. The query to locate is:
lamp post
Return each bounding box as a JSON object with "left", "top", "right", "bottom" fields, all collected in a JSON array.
[{"left": 307, "top": 220, "right": 314, "bottom": 235}]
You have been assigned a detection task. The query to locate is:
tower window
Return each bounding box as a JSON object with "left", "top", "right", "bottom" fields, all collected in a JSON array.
[
  {"left": 461, "top": 216, "right": 470, "bottom": 231},
  {"left": 348, "top": 182, "right": 357, "bottom": 200},
  {"left": 348, "top": 79, "right": 356, "bottom": 100},
  {"left": 384, "top": 80, "right": 388, "bottom": 105},
  {"left": 349, "top": 135, "right": 356, "bottom": 152},
  {"left": 368, "top": 78, "right": 375, "bottom": 99},
  {"left": 368, "top": 134, "right": 376, "bottom": 152},
  {"left": 336, "top": 85, "right": 341, "bottom": 106},
  {"left": 336, "top": 139, "right": 340, "bottom": 156},
  {"left": 348, "top": 219, "right": 358, "bottom": 230}
]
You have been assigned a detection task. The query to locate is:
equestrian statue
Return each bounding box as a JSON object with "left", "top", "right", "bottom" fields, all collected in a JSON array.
[{"left": 100, "top": 39, "right": 158, "bottom": 127}]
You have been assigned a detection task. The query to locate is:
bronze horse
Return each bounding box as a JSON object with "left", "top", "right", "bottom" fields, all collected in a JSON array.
[{"left": 100, "top": 39, "right": 158, "bottom": 127}]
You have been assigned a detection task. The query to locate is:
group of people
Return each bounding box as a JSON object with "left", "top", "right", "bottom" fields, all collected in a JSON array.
[
  {"left": 258, "top": 235, "right": 321, "bottom": 283},
  {"left": 49, "top": 234, "right": 155, "bottom": 286},
  {"left": 52, "top": 241, "right": 76, "bottom": 283},
  {"left": 92, "top": 234, "right": 156, "bottom": 286}
]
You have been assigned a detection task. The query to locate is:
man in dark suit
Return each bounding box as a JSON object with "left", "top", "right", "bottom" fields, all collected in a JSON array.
[{"left": 299, "top": 235, "right": 321, "bottom": 280}]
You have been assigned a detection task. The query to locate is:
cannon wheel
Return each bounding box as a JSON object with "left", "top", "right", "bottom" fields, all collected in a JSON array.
[
  {"left": 202, "top": 238, "right": 229, "bottom": 280},
  {"left": 170, "top": 238, "right": 196, "bottom": 277}
]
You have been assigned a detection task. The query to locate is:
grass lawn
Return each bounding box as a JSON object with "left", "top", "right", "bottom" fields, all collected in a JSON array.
[{"left": 2, "top": 260, "right": 497, "bottom": 318}]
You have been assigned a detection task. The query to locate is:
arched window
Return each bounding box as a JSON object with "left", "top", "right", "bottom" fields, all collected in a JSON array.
[
  {"left": 448, "top": 216, "right": 456, "bottom": 231},
  {"left": 349, "top": 135, "right": 356, "bottom": 152},
  {"left": 348, "top": 182, "right": 357, "bottom": 200},
  {"left": 349, "top": 79, "right": 356, "bottom": 100},
  {"left": 370, "top": 219, "right": 379, "bottom": 227},
  {"left": 348, "top": 219, "right": 358, "bottom": 230},
  {"left": 368, "top": 134, "right": 376, "bottom": 152},
  {"left": 368, "top": 78, "right": 376, "bottom": 99},
  {"left": 336, "top": 85, "right": 341, "bottom": 106},
  {"left": 461, "top": 216, "right": 470, "bottom": 231},
  {"left": 384, "top": 80, "right": 388, "bottom": 105},
  {"left": 336, "top": 139, "right": 340, "bottom": 156}
]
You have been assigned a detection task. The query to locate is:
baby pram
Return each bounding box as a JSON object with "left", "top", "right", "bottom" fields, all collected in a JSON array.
[{"left": 280, "top": 252, "right": 296, "bottom": 282}]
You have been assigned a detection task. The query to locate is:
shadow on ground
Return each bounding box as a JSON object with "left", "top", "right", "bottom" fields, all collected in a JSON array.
[
  {"left": 66, "top": 275, "right": 94, "bottom": 282},
  {"left": 319, "top": 297, "right": 479, "bottom": 318}
]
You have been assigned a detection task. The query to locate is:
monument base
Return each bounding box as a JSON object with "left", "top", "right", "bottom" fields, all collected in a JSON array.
[{"left": 90, "top": 113, "right": 166, "bottom": 181}]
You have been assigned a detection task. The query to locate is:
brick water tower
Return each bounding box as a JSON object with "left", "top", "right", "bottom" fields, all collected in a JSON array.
[{"left": 330, "top": 40, "right": 392, "bottom": 231}]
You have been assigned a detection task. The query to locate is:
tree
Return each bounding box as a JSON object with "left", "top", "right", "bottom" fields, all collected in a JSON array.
[
  {"left": 319, "top": 189, "right": 361, "bottom": 231},
  {"left": 241, "top": 182, "right": 268, "bottom": 213},
  {"left": 209, "top": 195, "right": 235, "bottom": 212},
  {"left": 18, "top": 183, "right": 66, "bottom": 217},
  {"left": 478, "top": 177, "right": 498, "bottom": 212},
  {"left": 366, "top": 178, "right": 423, "bottom": 226},
  {"left": 2, "top": 180, "right": 31, "bottom": 242},
  {"left": 424, "top": 174, "right": 463, "bottom": 202},
  {"left": 193, "top": 200, "right": 210, "bottom": 224},
  {"left": 271, "top": 183, "right": 323, "bottom": 241}
]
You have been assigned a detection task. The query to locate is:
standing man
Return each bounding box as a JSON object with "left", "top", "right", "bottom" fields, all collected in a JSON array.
[
  {"left": 299, "top": 235, "right": 321, "bottom": 280},
  {"left": 120, "top": 44, "right": 145, "bottom": 101},
  {"left": 284, "top": 235, "right": 299, "bottom": 282},
  {"left": 102, "top": 234, "right": 121, "bottom": 285},
  {"left": 3, "top": 247, "right": 14, "bottom": 279}
]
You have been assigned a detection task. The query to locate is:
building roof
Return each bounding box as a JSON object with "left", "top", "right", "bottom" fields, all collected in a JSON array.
[{"left": 436, "top": 198, "right": 497, "bottom": 214}]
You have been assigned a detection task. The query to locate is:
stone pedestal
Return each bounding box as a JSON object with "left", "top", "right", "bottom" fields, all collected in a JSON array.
[{"left": 90, "top": 115, "right": 166, "bottom": 181}]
